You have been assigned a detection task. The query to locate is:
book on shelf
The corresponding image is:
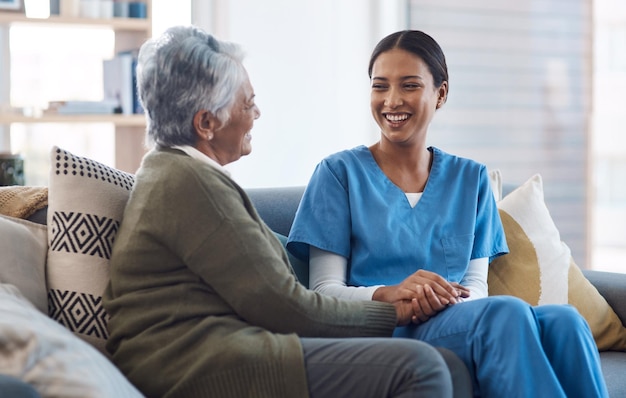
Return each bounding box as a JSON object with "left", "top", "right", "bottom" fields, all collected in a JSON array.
[
  {"left": 48, "top": 100, "right": 121, "bottom": 115},
  {"left": 103, "top": 50, "right": 143, "bottom": 116}
]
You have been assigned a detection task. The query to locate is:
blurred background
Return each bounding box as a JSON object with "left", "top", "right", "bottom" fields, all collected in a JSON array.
[{"left": 1, "top": 0, "right": 624, "bottom": 272}]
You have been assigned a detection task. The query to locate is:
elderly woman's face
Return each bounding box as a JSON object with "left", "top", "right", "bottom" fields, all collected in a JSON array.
[{"left": 211, "top": 76, "right": 260, "bottom": 164}]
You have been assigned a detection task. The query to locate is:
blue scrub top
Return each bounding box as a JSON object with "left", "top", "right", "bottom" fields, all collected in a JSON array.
[{"left": 287, "top": 146, "right": 508, "bottom": 286}]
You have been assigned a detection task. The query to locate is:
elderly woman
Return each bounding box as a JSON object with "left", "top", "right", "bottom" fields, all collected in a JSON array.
[{"left": 102, "top": 26, "right": 471, "bottom": 398}]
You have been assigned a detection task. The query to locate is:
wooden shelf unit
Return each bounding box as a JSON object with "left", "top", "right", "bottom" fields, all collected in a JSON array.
[
  {"left": 0, "top": 113, "right": 146, "bottom": 126},
  {"left": 0, "top": 1, "right": 152, "bottom": 174}
]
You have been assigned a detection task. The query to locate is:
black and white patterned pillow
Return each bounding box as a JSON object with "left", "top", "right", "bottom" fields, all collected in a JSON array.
[{"left": 47, "top": 146, "right": 134, "bottom": 355}]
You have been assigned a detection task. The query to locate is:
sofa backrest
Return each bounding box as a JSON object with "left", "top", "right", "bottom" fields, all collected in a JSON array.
[{"left": 246, "top": 186, "right": 305, "bottom": 237}]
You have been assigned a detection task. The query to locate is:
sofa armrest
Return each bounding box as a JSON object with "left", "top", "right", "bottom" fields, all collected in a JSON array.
[{"left": 583, "top": 269, "right": 626, "bottom": 326}]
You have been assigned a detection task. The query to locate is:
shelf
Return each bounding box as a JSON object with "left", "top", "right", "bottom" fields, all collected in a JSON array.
[
  {"left": 0, "top": 13, "right": 150, "bottom": 31},
  {"left": 0, "top": 113, "right": 146, "bottom": 126},
  {"left": 0, "top": 2, "right": 152, "bottom": 174}
]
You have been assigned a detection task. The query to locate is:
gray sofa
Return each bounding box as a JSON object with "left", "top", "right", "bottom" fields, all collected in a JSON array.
[
  {"left": 2, "top": 184, "right": 625, "bottom": 397},
  {"left": 246, "top": 185, "right": 626, "bottom": 397}
]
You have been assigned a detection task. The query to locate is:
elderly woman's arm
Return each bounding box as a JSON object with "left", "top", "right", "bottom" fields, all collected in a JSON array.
[{"left": 176, "top": 167, "right": 399, "bottom": 337}]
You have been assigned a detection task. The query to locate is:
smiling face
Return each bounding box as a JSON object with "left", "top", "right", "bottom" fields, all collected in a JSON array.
[
  {"left": 198, "top": 75, "right": 261, "bottom": 165},
  {"left": 370, "top": 48, "right": 447, "bottom": 146},
  {"left": 214, "top": 77, "right": 260, "bottom": 163}
]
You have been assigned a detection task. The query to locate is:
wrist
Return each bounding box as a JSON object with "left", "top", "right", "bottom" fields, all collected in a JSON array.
[{"left": 372, "top": 285, "right": 392, "bottom": 302}]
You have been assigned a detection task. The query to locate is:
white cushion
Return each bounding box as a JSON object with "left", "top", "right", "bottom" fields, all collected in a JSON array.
[
  {"left": 489, "top": 174, "right": 626, "bottom": 351},
  {"left": 0, "top": 215, "right": 47, "bottom": 313},
  {"left": 0, "top": 283, "right": 143, "bottom": 397}
]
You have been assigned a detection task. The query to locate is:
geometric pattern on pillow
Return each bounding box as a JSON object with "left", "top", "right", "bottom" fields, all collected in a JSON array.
[
  {"left": 50, "top": 148, "right": 133, "bottom": 190},
  {"left": 488, "top": 174, "right": 626, "bottom": 351},
  {"left": 49, "top": 211, "right": 120, "bottom": 258},
  {"left": 47, "top": 146, "right": 134, "bottom": 355},
  {"left": 48, "top": 289, "right": 109, "bottom": 338}
]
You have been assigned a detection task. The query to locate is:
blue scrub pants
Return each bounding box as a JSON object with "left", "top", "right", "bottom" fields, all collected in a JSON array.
[{"left": 393, "top": 295, "right": 608, "bottom": 398}]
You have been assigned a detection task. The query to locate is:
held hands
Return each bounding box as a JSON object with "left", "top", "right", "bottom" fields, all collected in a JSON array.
[
  {"left": 375, "top": 269, "right": 470, "bottom": 325},
  {"left": 394, "top": 299, "right": 422, "bottom": 326}
]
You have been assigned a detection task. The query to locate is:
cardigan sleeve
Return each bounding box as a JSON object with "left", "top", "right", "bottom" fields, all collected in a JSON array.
[{"left": 167, "top": 164, "right": 397, "bottom": 338}]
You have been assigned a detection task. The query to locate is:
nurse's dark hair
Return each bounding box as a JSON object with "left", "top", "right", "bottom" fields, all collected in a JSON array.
[{"left": 368, "top": 30, "right": 449, "bottom": 92}]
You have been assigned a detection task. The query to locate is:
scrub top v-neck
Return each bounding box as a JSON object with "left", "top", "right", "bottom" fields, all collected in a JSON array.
[{"left": 287, "top": 145, "right": 508, "bottom": 286}]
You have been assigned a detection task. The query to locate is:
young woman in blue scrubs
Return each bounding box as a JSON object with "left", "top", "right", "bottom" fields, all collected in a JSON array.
[{"left": 287, "top": 30, "right": 608, "bottom": 398}]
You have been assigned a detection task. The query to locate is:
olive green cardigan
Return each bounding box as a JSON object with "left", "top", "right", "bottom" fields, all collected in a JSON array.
[{"left": 103, "top": 148, "right": 397, "bottom": 398}]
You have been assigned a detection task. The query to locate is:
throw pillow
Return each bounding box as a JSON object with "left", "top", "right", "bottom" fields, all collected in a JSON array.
[
  {"left": 0, "top": 283, "right": 143, "bottom": 397},
  {"left": 0, "top": 215, "right": 48, "bottom": 313},
  {"left": 0, "top": 186, "right": 48, "bottom": 219},
  {"left": 488, "top": 174, "right": 626, "bottom": 351},
  {"left": 46, "top": 146, "right": 134, "bottom": 355}
]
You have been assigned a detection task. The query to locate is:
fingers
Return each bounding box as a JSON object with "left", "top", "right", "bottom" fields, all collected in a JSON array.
[
  {"left": 450, "top": 282, "right": 471, "bottom": 298},
  {"left": 411, "top": 284, "right": 449, "bottom": 323},
  {"left": 411, "top": 298, "right": 421, "bottom": 323},
  {"left": 395, "top": 299, "right": 421, "bottom": 326},
  {"left": 407, "top": 270, "right": 459, "bottom": 303}
]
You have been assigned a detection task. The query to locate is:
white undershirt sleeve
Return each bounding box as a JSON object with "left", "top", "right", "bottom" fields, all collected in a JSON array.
[
  {"left": 309, "top": 246, "right": 382, "bottom": 301},
  {"left": 310, "top": 245, "right": 489, "bottom": 302},
  {"left": 460, "top": 257, "right": 489, "bottom": 301}
]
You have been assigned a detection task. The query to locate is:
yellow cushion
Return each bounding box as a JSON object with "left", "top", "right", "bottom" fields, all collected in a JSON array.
[{"left": 488, "top": 174, "right": 626, "bottom": 351}]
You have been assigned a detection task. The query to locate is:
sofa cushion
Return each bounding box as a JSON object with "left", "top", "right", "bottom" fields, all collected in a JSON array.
[
  {"left": 46, "top": 146, "right": 134, "bottom": 355},
  {"left": 599, "top": 351, "right": 626, "bottom": 397},
  {"left": 0, "top": 283, "right": 143, "bottom": 397},
  {"left": 488, "top": 174, "right": 626, "bottom": 351},
  {"left": 0, "top": 215, "right": 48, "bottom": 314}
]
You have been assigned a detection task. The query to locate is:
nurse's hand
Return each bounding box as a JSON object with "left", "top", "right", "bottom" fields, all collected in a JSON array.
[
  {"left": 410, "top": 283, "right": 451, "bottom": 323},
  {"left": 451, "top": 282, "right": 470, "bottom": 299},
  {"left": 373, "top": 269, "right": 458, "bottom": 304},
  {"left": 373, "top": 270, "right": 460, "bottom": 322}
]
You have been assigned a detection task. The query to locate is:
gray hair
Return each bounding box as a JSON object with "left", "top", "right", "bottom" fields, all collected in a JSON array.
[{"left": 136, "top": 25, "right": 247, "bottom": 147}]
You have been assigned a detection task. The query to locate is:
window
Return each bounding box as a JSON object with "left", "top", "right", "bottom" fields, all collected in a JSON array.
[{"left": 592, "top": 0, "right": 626, "bottom": 272}]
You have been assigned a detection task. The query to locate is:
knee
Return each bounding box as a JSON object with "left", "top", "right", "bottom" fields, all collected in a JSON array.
[
  {"left": 399, "top": 340, "right": 454, "bottom": 389},
  {"left": 481, "top": 295, "right": 534, "bottom": 322},
  {"left": 468, "top": 296, "right": 557, "bottom": 337},
  {"left": 435, "top": 347, "right": 473, "bottom": 398},
  {"left": 401, "top": 339, "right": 449, "bottom": 370},
  {"left": 538, "top": 304, "right": 590, "bottom": 331}
]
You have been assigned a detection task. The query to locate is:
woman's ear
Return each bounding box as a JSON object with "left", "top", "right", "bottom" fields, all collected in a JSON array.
[
  {"left": 193, "top": 110, "right": 220, "bottom": 141},
  {"left": 436, "top": 81, "right": 448, "bottom": 109}
]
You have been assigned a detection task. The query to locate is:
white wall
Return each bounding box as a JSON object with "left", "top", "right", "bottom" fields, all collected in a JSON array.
[{"left": 193, "top": 0, "right": 407, "bottom": 188}]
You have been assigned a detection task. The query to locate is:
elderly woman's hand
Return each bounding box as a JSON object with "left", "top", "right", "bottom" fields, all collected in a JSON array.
[{"left": 393, "top": 298, "right": 422, "bottom": 326}]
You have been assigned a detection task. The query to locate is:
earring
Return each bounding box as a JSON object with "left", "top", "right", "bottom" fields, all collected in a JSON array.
[{"left": 208, "top": 134, "right": 213, "bottom": 140}]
